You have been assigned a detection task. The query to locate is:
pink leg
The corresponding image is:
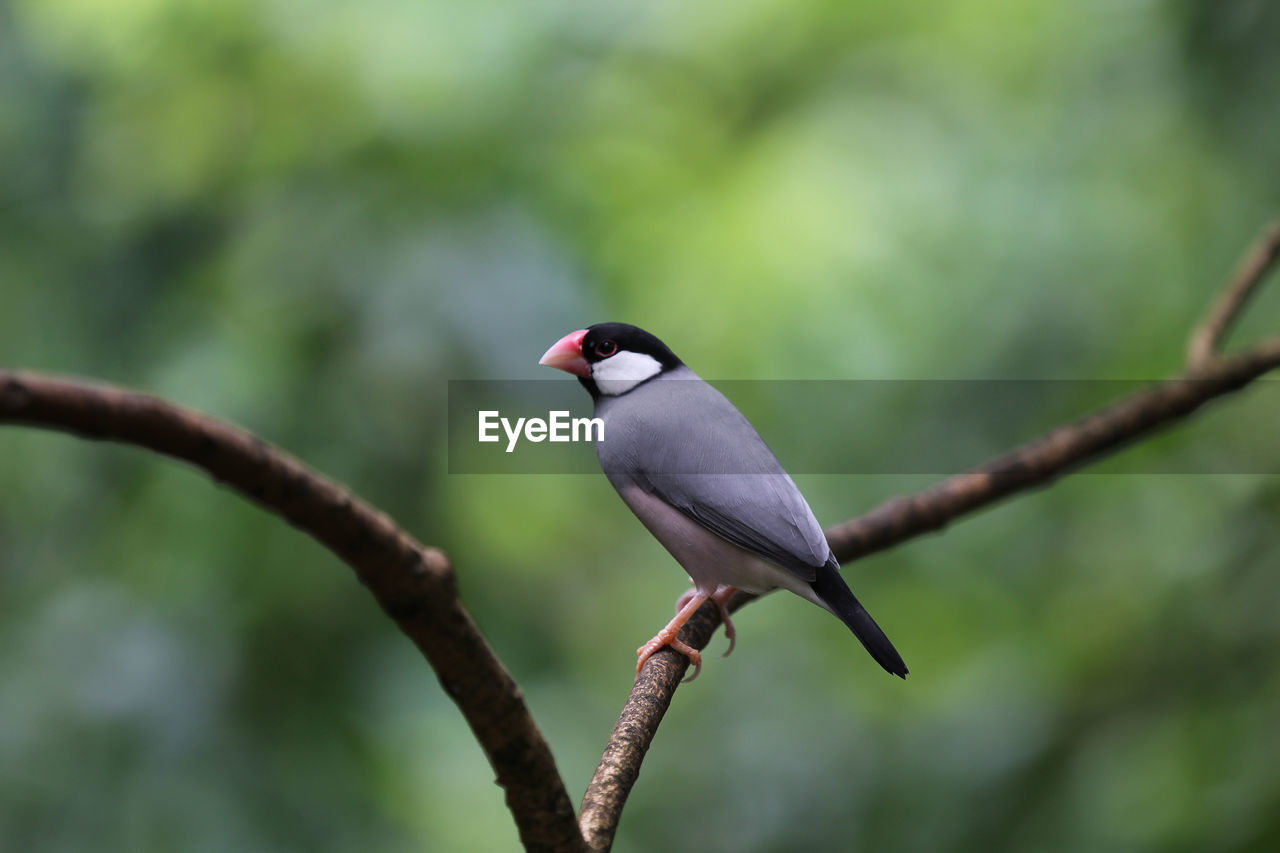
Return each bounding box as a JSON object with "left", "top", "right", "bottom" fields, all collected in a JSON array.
[
  {"left": 660, "top": 584, "right": 740, "bottom": 665},
  {"left": 637, "top": 589, "right": 710, "bottom": 681},
  {"left": 674, "top": 584, "right": 700, "bottom": 614},
  {"left": 712, "top": 586, "right": 739, "bottom": 657}
]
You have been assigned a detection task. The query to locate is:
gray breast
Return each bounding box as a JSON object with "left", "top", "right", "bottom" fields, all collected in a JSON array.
[{"left": 593, "top": 368, "right": 833, "bottom": 579}]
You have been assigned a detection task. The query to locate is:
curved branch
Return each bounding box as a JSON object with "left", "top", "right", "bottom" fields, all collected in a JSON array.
[
  {"left": 0, "top": 373, "right": 585, "bottom": 853},
  {"left": 580, "top": 226, "right": 1280, "bottom": 851},
  {"left": 8, "top": 219, "right": 1279, "bottom": 853}
]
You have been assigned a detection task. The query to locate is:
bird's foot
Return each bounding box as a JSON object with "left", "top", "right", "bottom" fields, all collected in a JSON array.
[
  {"left": 712, "top": 586, "right": 738, "bottom": 657},
  {"left": 637, "top": 588, "right": 710, "bottom": 682},
  {"left": 672, "top": 584, "right": 739, "bottom": 659},
  {"left": 636, "top": 634, "right": 703, "bottom": 681}
]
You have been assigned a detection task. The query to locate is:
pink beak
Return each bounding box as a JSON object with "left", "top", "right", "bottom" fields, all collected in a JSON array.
[{"left": 539, "top": 329, "right": 590, "bottom": 377}]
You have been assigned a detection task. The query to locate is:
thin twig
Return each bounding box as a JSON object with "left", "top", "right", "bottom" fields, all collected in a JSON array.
[
  {"left": 581, "top": 228, "right": 1280, "bottom": 851},
  {"left": 1187, "top": 221, "right": 1280, "bottom": 370},
  {"left": 826, "top": 338, "right": 1280, "bottom": 561},
  {"left": 0, "top": 374, "right": 585, "bottom": 853}
]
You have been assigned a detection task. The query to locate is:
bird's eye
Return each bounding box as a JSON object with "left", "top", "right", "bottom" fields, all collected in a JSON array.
[{"left": 594, "top": 339, "right": 618, "bottom": 358}]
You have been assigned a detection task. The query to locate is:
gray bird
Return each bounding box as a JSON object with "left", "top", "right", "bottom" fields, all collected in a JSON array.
[{"left": 539, "top": 323, "right": 907, "bottom": 681}]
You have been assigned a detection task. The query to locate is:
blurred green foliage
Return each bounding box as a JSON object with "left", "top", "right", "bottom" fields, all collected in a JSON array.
[{"left": 2, "top": 0, "right": 1280, "bottom": 850}]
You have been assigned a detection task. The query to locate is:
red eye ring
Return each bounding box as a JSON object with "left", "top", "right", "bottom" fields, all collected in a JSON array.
[{"left": 594, "top": 339, "right": 618, "bottom": 358}]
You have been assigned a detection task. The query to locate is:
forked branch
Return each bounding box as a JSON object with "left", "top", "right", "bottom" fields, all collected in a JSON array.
[
  {"left": 1187, "top": 220, "right": 1280, "bottom": 370},
  {"left": 579, "top": 224, "right": 1280, "bottom": 852},
  {"left": 2, "top": 221, "right": 1277, "bottom": 853}
]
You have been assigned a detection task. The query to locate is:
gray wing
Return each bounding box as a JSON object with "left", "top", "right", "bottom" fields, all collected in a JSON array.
[
  {"left": 639, "top": 472, "right": 828, "bottom": 581},
  {"left": 597, "top": 371, "right": 831, "bottom": 580}
]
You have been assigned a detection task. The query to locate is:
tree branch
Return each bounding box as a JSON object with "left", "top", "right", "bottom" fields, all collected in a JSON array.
[
  {"left": 0, "top": 374, "right": 585, "bottom": 853},
  {"left": 1187, "top": 220, "right": 1280, "bottom": 370},
  {"left": 6, "top": 221, "right": 1278, "bottom": 853},
  {"left": 580, "top": 225, "right": 1280, "bottom": 851}
]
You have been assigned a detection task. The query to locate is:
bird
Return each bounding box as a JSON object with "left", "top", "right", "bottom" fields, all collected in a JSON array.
[{"left": 538, "top": 322, "right": 907, "bottom": 681}]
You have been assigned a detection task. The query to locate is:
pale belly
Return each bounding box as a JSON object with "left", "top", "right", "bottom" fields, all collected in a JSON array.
[{"left": 616, "top": 483, "right": 829, "bottom": 612}]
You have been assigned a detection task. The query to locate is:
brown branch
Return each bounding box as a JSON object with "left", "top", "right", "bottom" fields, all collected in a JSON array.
[
  {"left": 8, "top": 220, "right": 1280, "bottom": 853},
  {"left": 578, "top": 604, "right": 724, "bottom": 851},
  {"left": 1187, "top": 220, "right": 1280, "bottom": 370},
  {"left": 580, "top": 228, "right": 1280, "bottom": 851},
  {"left": 0, "top": 373, "right": 585, "bottom": 853},
  {"left": 826, "top": 337, "right": 1280, "bottom": 562}
]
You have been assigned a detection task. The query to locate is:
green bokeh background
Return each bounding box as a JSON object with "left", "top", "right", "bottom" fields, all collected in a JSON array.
[{"left": 3, "top": 1, "right": 1280, "bottom": 850}]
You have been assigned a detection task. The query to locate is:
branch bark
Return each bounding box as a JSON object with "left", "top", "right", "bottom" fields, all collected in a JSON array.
[
  {"left": 0, "top": 374, "right": 585, "bottom": 853},
  {"left": 4, "top": 221, "right": 1277, "bottom": 853},
  {"left": 1187, "top": 220, "right": 1280, "bottom": 370},
  {"left": 579, "top": 226, "right": 1280, "bottom": 851}
]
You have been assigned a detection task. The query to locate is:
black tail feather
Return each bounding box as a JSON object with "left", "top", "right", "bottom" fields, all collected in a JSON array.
[{"left": 810, "top": 559, "right": 908, "bottom": 678}]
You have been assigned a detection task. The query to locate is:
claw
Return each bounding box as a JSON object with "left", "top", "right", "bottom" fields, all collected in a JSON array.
[
  {"left": 712, "top": 586, "right": 738, "bottom": 657},
  {"left": 636, "top": 636, "right": 703, "bottom": 681},
  {"left": 635, "top": 585, "right": 741, "bottom": 680},
  {"left": 635, "top": 588, "right": 710, "bottom": 681}
]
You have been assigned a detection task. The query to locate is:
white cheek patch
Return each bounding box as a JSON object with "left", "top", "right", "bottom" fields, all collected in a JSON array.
[{"left": 592, "top": 351, "right": 664, "bottom": 395}]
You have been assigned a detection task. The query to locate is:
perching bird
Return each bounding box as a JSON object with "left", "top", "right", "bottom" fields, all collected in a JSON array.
[{"left": 539, "top": 322, "right": 907, "bottom": 681}]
